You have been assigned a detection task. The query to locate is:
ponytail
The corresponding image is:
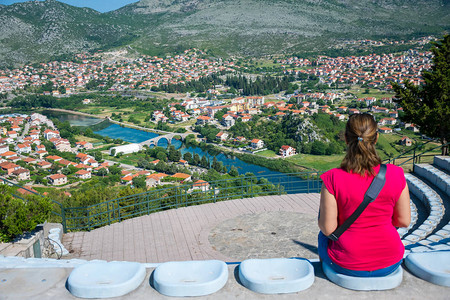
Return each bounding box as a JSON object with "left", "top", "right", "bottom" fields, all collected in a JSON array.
[{"left": 340, "top": 114, "right": 381, "bottom": 176}]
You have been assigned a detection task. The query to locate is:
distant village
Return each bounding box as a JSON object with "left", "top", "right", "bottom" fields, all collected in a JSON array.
[
  {"left": 0, "top": 49, "right": 234, "bottom": 94},
  {"left": 0, "top": 39, "right": 431, "bottom": 193},
  {"left": 0, "top": 113, "right": 211, "bottom": 195}
]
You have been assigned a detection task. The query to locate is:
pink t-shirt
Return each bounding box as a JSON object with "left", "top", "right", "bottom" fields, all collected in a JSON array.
[{"left": 320, "top": 164, "right": 406, "bottom": 271}]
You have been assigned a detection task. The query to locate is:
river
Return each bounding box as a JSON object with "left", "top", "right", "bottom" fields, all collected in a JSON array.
[{"left": 42, "top": 111, "right": 317, "bottom": 193}]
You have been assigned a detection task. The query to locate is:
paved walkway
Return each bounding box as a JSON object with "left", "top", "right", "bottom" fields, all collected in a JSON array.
[{"left": 63, "top": 193, "right": 320, "bottom": 263}]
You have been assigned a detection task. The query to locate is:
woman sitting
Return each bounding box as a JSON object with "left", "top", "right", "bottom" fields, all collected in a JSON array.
[{"left": 318, "top": 113, "right": 411, "bottom": 276}]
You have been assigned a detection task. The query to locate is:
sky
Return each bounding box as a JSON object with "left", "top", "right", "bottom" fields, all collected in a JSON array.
[{"left": 0, "top": 0, "right": 139, "bottom": 12}]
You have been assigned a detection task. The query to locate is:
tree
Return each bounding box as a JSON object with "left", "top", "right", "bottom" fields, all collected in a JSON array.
[
  {"left": 183, "top": 152, "right": 192, "bottom": 163},
  {"left": 132, "top": 176, "right": 147, "bottom": 190},
  {"left": 97, "top": 168, "right": 108, "bottom": 177},
  {"left": 156, "top": 151, "right": 168, "bottom": 162},
  {"left": 228, "top": 166, "right": 239, "bottom": 177},
  {"left": 193, "top": 153, "right": 200, "bottom": 166},
  {"left": 200, "top": 156, "right": 209, "bottom": 168},
  {"left": 393, "top": 35, "right": 450, "bottom": 154}
]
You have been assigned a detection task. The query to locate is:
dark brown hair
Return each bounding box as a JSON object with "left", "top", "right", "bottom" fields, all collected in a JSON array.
[{"left": 340, "top": 113, "right": 381, "bottom": 176}]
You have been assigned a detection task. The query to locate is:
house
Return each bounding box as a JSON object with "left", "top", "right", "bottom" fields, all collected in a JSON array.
[
  {"left": 75, "top": 169, "right": 91, "bottom": 180},
  {"left": 221, "top": 115, "right": 235, "bottom": 127},
  {"left": 179, "top": 159, "right": 189, "bottom": 167},
  {"left": 54, "top": 139, "right": 71, "bottom": 152},
  {"left": 44, "top": 129, "right": 60, "bottom": 140},
  {"left": 171, "top": 173, "right": 192, "bottom": 182},
  {"left": 0, "top": 161, "right": 19, "bottom": 175},
  {"left": 121, "top": 175, "right": 134, "bottom": 185},
  {"left": 48, "top": 174, "right": 67, "bottom": 186},
  {"left": 379, "top": 127, "right": 393, "bottom": 134},
  {"left": 76, "top": 141, "right": 93, "bottom": 150},
  {"left": 251, "top": 139, "right": 264, "bottom": 149},
  {"left": 348, "top": 108, "right": 360, "bottom": 115},
  {"left": 36, "top": 150, "right": 48, "bottom": 159},
  {"left": 6, "top": 131, "right": 17, "bottom": 139},
  {"left": 191, "top": 180, "right": 210, "bottom": 192},
  {"left": 17, "top": 185, "right": 39, "bottom": 196},
  {"left": 0, "top": 144, "right": 9, "bottom": 154},
  {"left": 150, "top": 159, "right": 160, "bottom": 165},
  {"left": 196, "top": 115, "right": 211, "bottom": 125},
  {"left": 46, "top": 155, "right": 62, "bottom": 162},
  {"left": 1, "top": 151, "right": 17, "bottom": 159},
  {"left": 279, "top": 145, "right": 296, "bottom": 157},
  {"left": 216, "top": 131, "right": 229, "bottom": 142},
  {"left": 405, "top": 123, "right": 420, "bottom": 132},
  {"left": 12, "top": 168, "right": 31, "bottom": 181},
  {"left": 233, "top": 136, "right": 246, "bottom": 144},
  {"left": 146, "top": 174, "right": 162, "bottom": 187},
  {"left": 37, "top": 161, "right": 52, "bottom": 169},
  {"left": 22, "top": 157, "right": 37, "bottom": 164},
  {"left": 379, "top": 118, "right": 397, "bottom": 126},
  {"left": 400, "top": 136, "right": 412, "bottom": 146}
]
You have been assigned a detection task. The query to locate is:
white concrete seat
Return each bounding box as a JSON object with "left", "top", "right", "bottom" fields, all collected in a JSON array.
[
  {"left": 405, "top": 251, "right": 450, "bottom": 287},
  {"left": 322, "top": 262, "right": 403, "bottom": 291},
  {"left": 404, "top": 234, "right": 421, "bottom": 243},
  {"left": 67, "top": 261, "right": 146, "bottom": 298},
  {"left": 410, "top": 229, "right": 428, "bottom": 239},
  {"left": 153, "top": 260, "right": 228, "bottom": 297},
  {"left": 238, "top": 258, "right": 314, "bottom": 294}
]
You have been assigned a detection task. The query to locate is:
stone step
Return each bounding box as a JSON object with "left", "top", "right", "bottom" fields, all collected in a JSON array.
[
  {"left": 414, "top": 163, "right": 450, "bottom": 194},
  {"left": 434, "top": 156, "right": 450, "bottom": 173}
]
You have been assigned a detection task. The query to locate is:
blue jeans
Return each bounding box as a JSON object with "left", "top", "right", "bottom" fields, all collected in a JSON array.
[{"left": 318, "top": 232, "right": 402, "bottom": 277}]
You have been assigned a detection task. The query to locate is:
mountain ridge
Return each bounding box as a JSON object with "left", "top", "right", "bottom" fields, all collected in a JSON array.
[{"left": 0, "top": 0, "right": 449, "bottom": 67}]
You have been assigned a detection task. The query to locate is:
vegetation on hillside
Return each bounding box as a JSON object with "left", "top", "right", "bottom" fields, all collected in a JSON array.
[
  {"left": 0, "top": 185, "right": 52, "bottom": 242},
  {"left": 393, "top": 35, "right": 450, "bottom": 154}
]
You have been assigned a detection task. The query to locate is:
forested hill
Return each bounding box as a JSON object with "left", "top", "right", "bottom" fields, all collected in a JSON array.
[{"left": 0, "top": 0, "right": 449, "bottom": 66}]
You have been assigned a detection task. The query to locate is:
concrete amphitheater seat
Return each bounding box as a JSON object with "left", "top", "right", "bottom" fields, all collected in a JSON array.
[
  {"left": 322, "top": 263, "right": 403, "bottom": 291},
  {"left": 67, "top": 261, "right": 146, "bottom": 298},
  {"left": 152, "top": 260, "right": 228, "bottom": 297},
  {"left": 405, "top": 251, "right": 450, "bottom": 287},
  {"left": 238, "top": 258, "right": 314, "bottom": 294}
]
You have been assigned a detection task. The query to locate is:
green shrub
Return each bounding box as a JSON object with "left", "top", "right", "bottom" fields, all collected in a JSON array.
[{"left": 0, "top": 186, "right": 52, "bottom": 242}]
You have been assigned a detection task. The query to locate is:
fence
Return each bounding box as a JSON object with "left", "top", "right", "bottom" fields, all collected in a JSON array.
[
  {"left": 386, "top": 141, "right": 448, "bottom": 172},
  {"left": 61, "top": 171, "right": 322, "bottom": 232}
]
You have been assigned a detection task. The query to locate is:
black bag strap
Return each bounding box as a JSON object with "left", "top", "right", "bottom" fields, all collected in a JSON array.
[{"left": 327, "top": 164, "right": 387, "bottom": 241}]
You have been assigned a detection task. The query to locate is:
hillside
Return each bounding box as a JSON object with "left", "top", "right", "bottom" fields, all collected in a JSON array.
[
  {"left": 0, "top": 0, "right": 136, "bottom": 67},
  {"left": 0, "top": 0, "right": 449, "bottom": 66}
]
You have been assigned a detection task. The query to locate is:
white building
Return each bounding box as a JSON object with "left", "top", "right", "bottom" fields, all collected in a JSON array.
[{"left": 110, "top": 144, "right": 142, "bottom": 156}]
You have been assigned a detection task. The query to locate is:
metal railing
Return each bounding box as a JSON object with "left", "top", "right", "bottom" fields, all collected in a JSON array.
[
  {"left": 385, "top": 141, "right": 448, "bottom": 172},
  {"left": 61, "top": 171, "right": 322, "bottom": 232}
]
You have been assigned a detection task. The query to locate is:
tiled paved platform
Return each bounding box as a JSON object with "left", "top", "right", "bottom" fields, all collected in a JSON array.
[
  {"left": 2, "top": 193, "right": 449, "bottom": 299},
  {"left": 63, "top": 194, "right": 321, "bottom": 263}
]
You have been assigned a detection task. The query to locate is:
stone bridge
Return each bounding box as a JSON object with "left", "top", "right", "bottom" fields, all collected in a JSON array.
[{"left": 139, "top": 133, "right": 190, "bottom": 147}]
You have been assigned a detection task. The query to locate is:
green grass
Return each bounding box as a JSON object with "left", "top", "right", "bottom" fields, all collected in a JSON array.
[
  {"left": 115, "top": 153, "right": 144, "bottom": 166},
  {"left": 376, "top": 134, "right": 400, "bottom": 160},
  {"left": 256, "top": 150, "right": 278, "bottom": 157},
  {"left": 286, "top": 153, "right": 344, "bottom": 171},
  {"left": 348, "top": 85, "right": 394, "bottom": 100}
]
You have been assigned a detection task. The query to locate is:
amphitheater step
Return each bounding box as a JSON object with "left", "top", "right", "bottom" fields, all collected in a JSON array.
[
  {"left": 403, "top": 173, "right": 447, "bottom": 250},
  {"left": 434, "top": 156, "right": 450, "bottom": 173},
  {"left": 414, "top": 163, "right": 450, "bottom": 194}
]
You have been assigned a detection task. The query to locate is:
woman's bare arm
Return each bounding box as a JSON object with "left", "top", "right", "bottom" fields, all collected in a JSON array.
[
  {"left": 392, "top": 184, "right": 411, "bottom": 228},
  {"left": 318, "top": 184, "right": 339, "bottom": 236}
]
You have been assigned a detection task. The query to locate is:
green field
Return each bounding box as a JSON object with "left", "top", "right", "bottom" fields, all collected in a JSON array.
[
  {"left": 286, "top": 153, "right": 344, "bottom": 171},
  {"left": 256, "top": 150, "right": 278, "bottom": 157},
  {"left": 348, "top": 85, "right": 395, "bottom": 100}
]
